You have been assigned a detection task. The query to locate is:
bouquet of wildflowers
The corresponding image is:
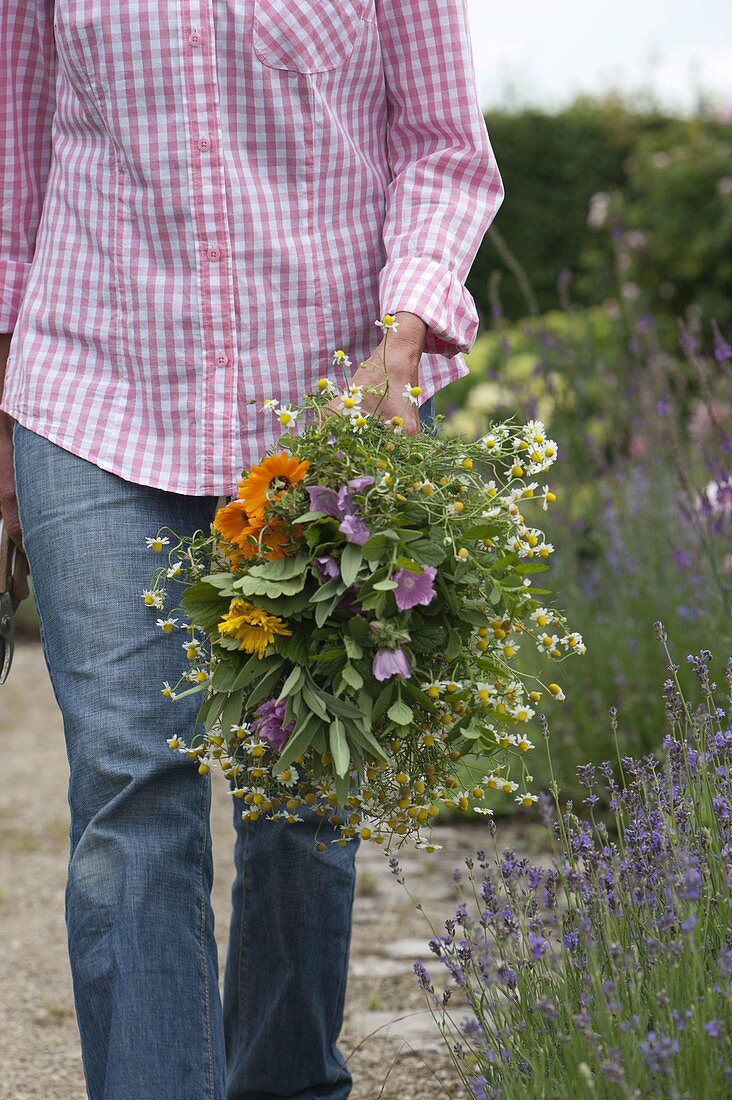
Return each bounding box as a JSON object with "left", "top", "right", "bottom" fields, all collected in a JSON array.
[{"left": 143, "top": 315, "right": 585, "bottom": 851}]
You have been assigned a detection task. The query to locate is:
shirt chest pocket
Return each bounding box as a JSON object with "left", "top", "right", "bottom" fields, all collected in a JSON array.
[{"left": 252, "top": 0, "right": 367, "bottom": 73}]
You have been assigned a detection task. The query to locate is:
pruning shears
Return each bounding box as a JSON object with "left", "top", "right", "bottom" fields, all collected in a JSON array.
[{"left": 0, "top": 514, "right": 30, "bottom": 684}]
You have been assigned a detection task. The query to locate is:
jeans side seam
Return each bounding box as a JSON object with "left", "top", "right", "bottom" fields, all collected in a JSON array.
[
  {"left": 236, "top": 819, "right": 250, "bottom": 1043},
  {"left": 327, "top": 852, "right": 358, "bottom": 1084},
  {"left": 197, "top": 774, "right": 215, "bottom": 1098}
]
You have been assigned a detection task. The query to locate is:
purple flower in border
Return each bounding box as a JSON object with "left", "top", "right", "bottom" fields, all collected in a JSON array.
[
  {"left": 314, "top": 554, "right": 340, "bottom": 582},
  {"left": 338, "top": 512, "right": 371, "bottom": 545},
  {"left": 306, "top": 485, "right": 341, "bottom": 518},
  {"left": 250, "top": 697, "right": 295, "bottom": 752},
  {"left": 372, "top": 647, "right": 412, "bottom": 681},
  {"left": 392, "top": 564, "right": 437, "bottom": 611}
]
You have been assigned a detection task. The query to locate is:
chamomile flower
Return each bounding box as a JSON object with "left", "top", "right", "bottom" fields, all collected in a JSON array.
[
  {"left": 350, "top": 412, "right": 370, "bottom": 433},
  {"left": 332, "top": 348, "right": 352, "bottom": 368},
  {"left": 262, "top": 398, "right": 280, "bottom": 413},
  {"left": 317, "top": 376, "right": 340, "bottom": 396},
  {"left": 561, "top": 632, "right": 586, "bottom": 654},
  {"left": 500, "top": 779, "right": 519, "bottom": 794},
  {"left": 473, "top": 806, "right": 494, "bottom": 816},
  {"left": 548, "top": 682, "right": 566, "bottom": 700},
  {"left": 161, "top": 681, "right": 176, "bottom": 699},
  {"left": 516, "top": 735, "right": 535, "bottom": 752},
  {"left": 183, "top": 638, "right": 204, "bottom": 660},
  {"left": 530, "top": 607, "right": 554, "bottom": 628},
  {"left": 146, "top": 534, "right": 170, "bottom": 552},
  {"left": 542, "top": 484, "right": 557, "bottom": 510},
  {"left": 141, "top": 588, "right": 166, "bottom": 610},
  {"left": 337, "top": 389, "right": 362, "bottom": 413},
  {"left": 167, "top": 733, "right": 187, "bottom": 751},
  {"left": 375, "top": 313, "right": 399, "bottom": 333},
  {"left": 156, "top": 617, "right": 179, "bottom": 633},
  {"left": 166, "top": 561, "right": 184, "bottom": 579},
  {"left": 277, "top": 405, "right": 299, "bottom": 427},
  {"left": 536, "top": 633, "right": 560, "bottom": 653},
  {"left": 275, "top": 766, "right": 299, "bottom": 789},
  {"left": 515, "top": 792, "right": 539, "bottom": 807},
  {"left": 402, "top": 383, "right": 422, "bottom": 405},
  {"left": 387, "top": 416, "right": 404, "bottom": 433}
]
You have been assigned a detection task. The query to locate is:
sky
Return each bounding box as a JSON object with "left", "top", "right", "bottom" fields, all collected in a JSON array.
[{"left": 467, "top": 0, "right": 732, "bottom": 114}]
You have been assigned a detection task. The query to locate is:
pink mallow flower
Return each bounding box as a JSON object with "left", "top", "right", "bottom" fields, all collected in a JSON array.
[
  {"left": 372, "top": 647, "right": 412, "bottom": 681},
  {"left": 392, "top": 564, "right": 437, "bottom": 612}
]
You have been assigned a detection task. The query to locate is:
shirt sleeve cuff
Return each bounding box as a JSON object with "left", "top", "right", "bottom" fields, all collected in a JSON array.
[
  {"left": 378, "top": 255, "right": 480, "bottom": 359},
  {"left": 0, "top": 260, "right": 33, "bottom": 331}
]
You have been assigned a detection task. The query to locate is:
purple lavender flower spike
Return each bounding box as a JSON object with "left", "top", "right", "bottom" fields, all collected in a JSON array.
[
  {"left": 372, "top": 647, "right": 412, "bottom": 681},
  {"left": 392, "top": 564, "right": 437, "bottom": 612}
]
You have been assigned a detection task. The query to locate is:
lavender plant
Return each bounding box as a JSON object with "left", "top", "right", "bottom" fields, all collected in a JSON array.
[{"left": 397, "top": 626, "right": 732, "bottom": 1098}]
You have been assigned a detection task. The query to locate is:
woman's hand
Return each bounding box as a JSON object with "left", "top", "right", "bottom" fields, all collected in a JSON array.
[{"left": 326, "top": 312, "right": 427, "bottom": 435}]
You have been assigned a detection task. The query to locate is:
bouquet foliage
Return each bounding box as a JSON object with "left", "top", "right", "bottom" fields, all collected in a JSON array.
[{"left": 143, "top": 316, "right": 585, "bottom": 851}]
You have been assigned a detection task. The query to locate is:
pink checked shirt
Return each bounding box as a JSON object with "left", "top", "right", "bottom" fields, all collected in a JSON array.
[{"left": 1, "top": 0, "right": 503, "bottom": 496}]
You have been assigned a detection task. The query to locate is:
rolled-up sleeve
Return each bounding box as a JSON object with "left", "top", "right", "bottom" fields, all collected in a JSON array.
[
  {"left": 376, "top": 0, "right": 504, "bottom": 358},
  {"left": 0, "top": 0, "right": 56, "bottom": 332}
]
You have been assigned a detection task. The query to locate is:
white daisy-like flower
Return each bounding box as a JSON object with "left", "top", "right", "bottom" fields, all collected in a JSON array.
[
  {"left": 374, "top": 313, "right": 400, "bottom": 333},
  {"left": 262, "top": 398, "right": 280, "bottom": 413},
  {"left": 317, "top": 376, "right": 340, "bottom": 395},
  {"left": 337, "top": 388, "right": 362, "bottom": 413},
  {"left": 156, "top": 617, "right": 179, "bottom": 634},
  {"left": 183, "top": 638, "right": 204, "bottom": 660},
  {"left": 473, "top": 806, "right": 494, "bottom": 816},
  {"left": 277, "top": 405, "right": 299, "bottom": 427},
  {"left": 145, "top": 535, "right": 170, "bottom": 552},
  {"left": 515, "top": 792, "right": 539, "bottom": 807},
  {"left": 530, "top": 606, "right": 554, "bottom": 628},
  {"left": 161, "top": 681, "right": 176, "bottom": 699},
  {"left": 166, "top": 733, "right": 187, "bottom": 751},
  {"left": 494, "top": 730, "right": 519, "bottom": 750},
  {"left": 141, "top": 588, "right": 166, "bottom": 610},
  {"left": 350, "top": 413, "right": 369, "bottom": 434},
  {"left": 166, "top": 561, "right": 184, "bottom": 579},
  {"left": 402, "top": 383, "right": 422, "bottom": 406}
]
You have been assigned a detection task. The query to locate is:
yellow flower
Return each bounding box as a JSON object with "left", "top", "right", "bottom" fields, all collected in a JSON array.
[{"left": 217, "top": 598, "right": 292, "bottom": 658}]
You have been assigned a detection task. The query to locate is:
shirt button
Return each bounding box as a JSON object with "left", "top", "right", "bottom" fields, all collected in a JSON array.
[
  {"left": 215, "top": 351, "right": 229, "bottom": 367},
  {"left": 207, "top": 247, "right": 220, "bottom": 261},
  {"left": 197, "top": 137, "right": 210, "bottom": 151},
  {"left": 188, "top": 31, "right": 201, "bottom": 45}
]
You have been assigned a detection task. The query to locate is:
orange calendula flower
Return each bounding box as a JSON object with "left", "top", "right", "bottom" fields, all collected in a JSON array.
[
  {"left": 237, "top": 452, "right": 310, "bottom": 521},
  {"left": 217, "top": 598, "right": 292, "bottom": 658}
]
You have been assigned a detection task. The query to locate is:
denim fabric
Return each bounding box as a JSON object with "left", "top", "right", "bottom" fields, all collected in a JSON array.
[{"left": 11, "top": 398, "right": 435, "bottom": 1098}]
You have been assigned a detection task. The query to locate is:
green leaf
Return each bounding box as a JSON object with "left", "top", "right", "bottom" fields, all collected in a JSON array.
[
  {"left": 231, "top": 652, "right": 270, "bottom": 690},
  {"left": 276, "top": 664, "right": 305, "bottom": 703},
  {"left": 211, "top": 658, "right": 241, "bottom": 693},
  {"left": 203, "top": 572, "right": 239, "bottom": 594},
  {"left": 343, "top": 635, "right": 363, "bottom": 660},
  {"left": 320, "top": 691, "right": 363, "bottom": 719},
  {"left": 340, "top": 544, "right": 363, "bottom": 588},
  {"left": 246, "top": 555, "right": 309, "bottom": 580},
  {"left": 346, "top": 721, "right": 393, "bottom": 765},
  {"left": 245, "top": 660, "right": 285, "bottom": 710},
  {"left": 272, "top": 631, "right": 310, "bottom": 663},
  {"left": 445, "top": 627, "right": 463, "bottom": 661},
  {"left": 387, "top": 699, "right": 413, "bottom": 725},
  {"left": 401, "top": 679, "right": 439, "bottom": 714},
  {"left": 310, "top": 577, "right": 343, "bottom": 603},
  {"left": 234, "top": 574, "right": 307, "bottom": 598},
  {"left": 180, "top": 580, "right": 228, "bottom": 633},
  {"left": 202, "top": 691, "right": 227, "bottom": 732},
  {"left": 273, "top": 712, "right": 320, "bottom": 772},
  {"left": 329, "top": 718, "right": 350, "bottom": 778},
  {"left": 341, "top": 662, "right": 364, "bottom": 691},
  {"left": 302, "top": 682, "right": 329, "bottom": 721},
  {"left": 407, "top": 539, "right": 447, "bottom": 567},
  {"left": 372, "top": 683, "right": 394, "bottom": 722},
  {"left": 291, "top": 510, "right": 328, "bottom": 524},
  {"left": 219, "top": 690, "right": 245, "bottom": 737},
  {"left": 314, "top": 594, "right": 342, "bottom": 627},
  {"left": 360, "top": 530, "right": 399, "bottom": 560},
  {"left": 373, "top": 579, "right": 398, "bottom": 591},
  {"left": 242, "top": 588, "right": 312, "bottom": 616}
]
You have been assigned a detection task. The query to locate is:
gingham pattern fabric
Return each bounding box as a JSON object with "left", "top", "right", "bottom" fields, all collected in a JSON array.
[{"left": 1, "top": 0, "right": 504, "bottom": 496}]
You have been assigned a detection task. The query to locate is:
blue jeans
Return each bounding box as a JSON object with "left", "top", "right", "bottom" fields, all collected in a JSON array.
[{"left": 11, "top": 395, "right": 435, "bottom": 1100}]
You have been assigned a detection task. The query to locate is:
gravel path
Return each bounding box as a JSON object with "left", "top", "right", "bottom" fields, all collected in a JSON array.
[{"left": 0, "top": 641, "right": 544, "bottom": 1099}]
